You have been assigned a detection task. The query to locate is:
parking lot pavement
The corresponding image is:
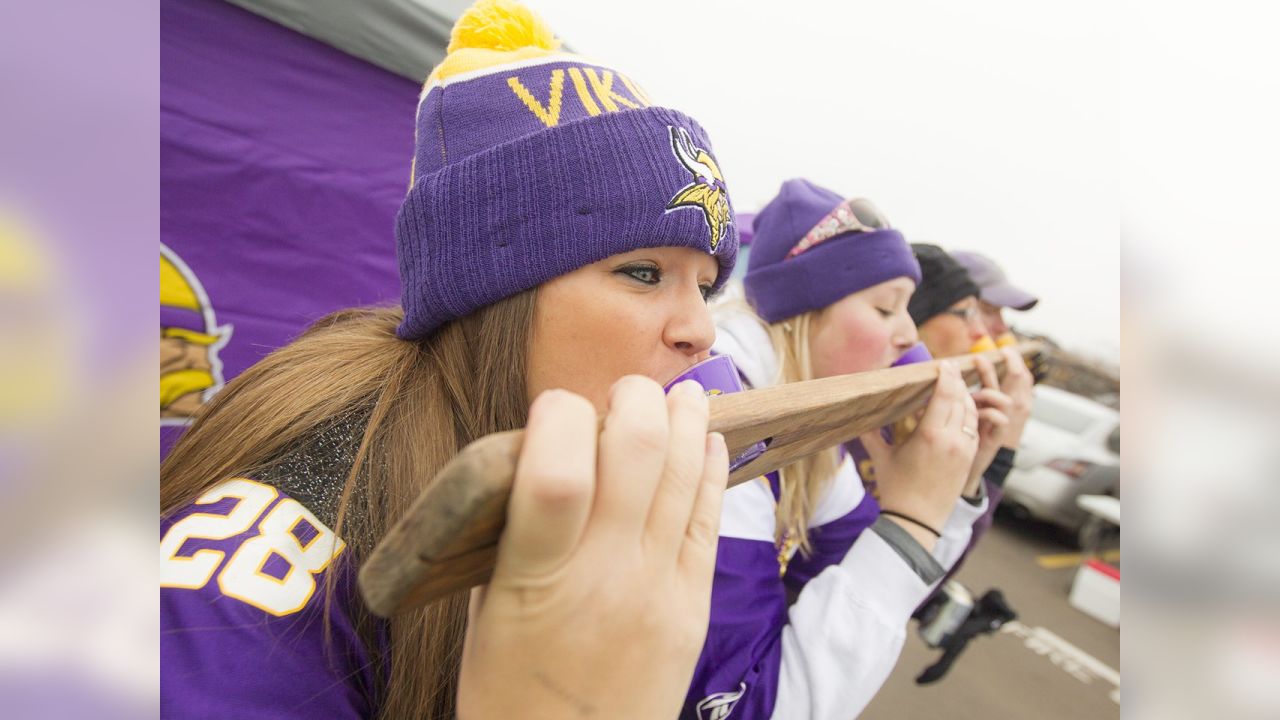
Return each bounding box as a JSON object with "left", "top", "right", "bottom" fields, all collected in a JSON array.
[{"left": 864, "top": 511, "right": 1121, "bottom": 719}]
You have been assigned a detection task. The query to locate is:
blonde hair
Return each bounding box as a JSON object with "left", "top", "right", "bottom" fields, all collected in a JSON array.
[
  {"left": 714, "top": 297, "right": 839, "bottom": 555},
  {"left": 162, "top": 296, "right": 535, "bottom": 720}
]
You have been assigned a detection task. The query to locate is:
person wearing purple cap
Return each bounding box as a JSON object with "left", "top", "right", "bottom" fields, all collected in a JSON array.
[
  {"left": 160, "top": 1, "right": 744, "bottom": 718},
  {"left": 951, "top": 249, "right": 1039, "bottom": 344},
  {"left": 682, "top": 178, "right": 1012, "bottom": 719}
]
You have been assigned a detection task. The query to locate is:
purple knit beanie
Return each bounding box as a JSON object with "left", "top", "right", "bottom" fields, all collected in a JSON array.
[
  {"left": 743, "top": 178, "right": 920, "bottom": 324},
  {"left": 395, "top": 0, "right": 739, "bottom": 340}
]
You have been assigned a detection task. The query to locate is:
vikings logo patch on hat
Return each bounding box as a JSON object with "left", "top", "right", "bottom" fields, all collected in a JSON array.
[{"left": 666, "top": 126, "right": 731, "bottom": 253}]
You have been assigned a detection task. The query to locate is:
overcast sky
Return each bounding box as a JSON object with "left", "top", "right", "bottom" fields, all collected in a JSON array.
[{"left": 527, "top": 0, "right": 1129, "bottom": 359}]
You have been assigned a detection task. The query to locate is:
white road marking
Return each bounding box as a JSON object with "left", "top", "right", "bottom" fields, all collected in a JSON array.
[{"left": 1002, "top": 621, "right": 1121, "bottom": 704}]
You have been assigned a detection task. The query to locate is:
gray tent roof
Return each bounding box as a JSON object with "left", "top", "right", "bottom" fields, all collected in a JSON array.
[{"left": 226, "top": 0, "right": 470, "bottom": 83}]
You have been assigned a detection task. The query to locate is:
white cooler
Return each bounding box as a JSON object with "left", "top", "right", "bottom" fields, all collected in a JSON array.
[{"left": 1069, "top": 558, "right": 1120, "bottom": 627}]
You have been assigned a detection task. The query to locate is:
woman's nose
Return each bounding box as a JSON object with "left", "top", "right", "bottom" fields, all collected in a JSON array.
[
  {"left": 896, "top": 317, "right": 919, "bottom": 348},
  {"left": 666, "top": 290, "right": 716, "bottom": 356}
]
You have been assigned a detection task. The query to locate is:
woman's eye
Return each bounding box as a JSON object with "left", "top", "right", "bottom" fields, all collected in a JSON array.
[
  {"left": 700, "top": 284, "right": 714, "bottom": 301},
  {"left": 876, "top": 307, "right": 893, "bottom": 318},
  {"left": 618, "top": 265, "right": 661, "bottom": 285}
]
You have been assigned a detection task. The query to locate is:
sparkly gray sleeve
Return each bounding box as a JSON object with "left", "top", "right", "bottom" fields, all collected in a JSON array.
[{"left": 255, "top": 414, "right": 368, "bottom": 532}]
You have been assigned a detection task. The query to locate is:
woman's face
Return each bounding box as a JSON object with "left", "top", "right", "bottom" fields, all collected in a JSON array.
[
  {"left": 527, "top": 247, "right": 719, "bottom": 411},
  {"left": 918, "top": 295, "right": 989, "bottom": 358},
  {"left": 808, "top": 277, "right": 919, "bottom": 378}
]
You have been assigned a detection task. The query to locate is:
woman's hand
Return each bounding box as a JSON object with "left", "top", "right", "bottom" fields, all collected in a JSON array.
[
  {"left": 457, "top": 376, "right": 729, "bottom": 720},
  {"left": 859, "top": 361, "right": 979, "bottom": 549}
]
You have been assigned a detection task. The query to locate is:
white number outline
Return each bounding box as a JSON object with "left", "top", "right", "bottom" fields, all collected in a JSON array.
[
  {"left": 160, "top": 478, "right": 278, "bottom": 589},
  {"left": 161, "top": 479, "right": 346, "bottom": 617},
  {"left": 217, "top": 498, "right": 346, "bottom": 617}
]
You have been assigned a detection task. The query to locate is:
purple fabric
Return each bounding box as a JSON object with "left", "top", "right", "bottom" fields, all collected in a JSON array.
[
  {"left": 737, "top": 212, "right": 757, "bottom": 247},
  {"left": 743, "top": 178, "right": 920, "bottom": 323},
  {"left": 161, "top": 489, "right": 383, "bottom": 719},
  {"left": 684, "top": 482, "right": 880, "bottom": 718},
  {"left": 979, "top": 282, "right": 1038, "bottom": 312},
  {"left": 682, "top": 537, "right": 786, "bottom": 719},
  {"left": 951, "top": 250, "right": 1039, "bottom": 311},
  {"left": 397, "top": 102, "right": 739, "bottom": 338},
  {"left": 160, "top": 0, "right": 418, "bottom": 456},
  {"left": 417, "top": 61, "right": 649, "bottom": 176},
  {"left": 161, "top": 305, "right": 206, "bottom": 335}
]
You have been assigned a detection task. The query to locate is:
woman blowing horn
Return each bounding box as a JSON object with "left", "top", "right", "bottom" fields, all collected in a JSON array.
[
  {"left": 161, "top": 1, "right": 739, "bottom": 717},
  {"left": 686, "top": 178, "right": 1009, "bottom": 718}
]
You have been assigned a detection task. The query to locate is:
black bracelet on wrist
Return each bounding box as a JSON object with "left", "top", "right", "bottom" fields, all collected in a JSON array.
[{"left": 879, "top": 509, "right": 942, "bottom": 538}]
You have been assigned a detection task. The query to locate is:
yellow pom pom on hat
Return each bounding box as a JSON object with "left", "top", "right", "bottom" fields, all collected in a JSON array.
[
  {"left": 395, "top": 0, "right": 739, "bottom": 340},
  {"left": 426, "top": 0, "right": 563, "bottom": 86}
]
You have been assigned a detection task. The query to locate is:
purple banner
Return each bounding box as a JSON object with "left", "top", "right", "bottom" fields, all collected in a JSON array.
[{"left": 161, "top": 0, "right": 421, "bottom": 455}]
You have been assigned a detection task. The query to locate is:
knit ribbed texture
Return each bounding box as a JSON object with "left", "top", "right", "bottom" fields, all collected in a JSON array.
[
  {"left": 743, "top": 178, "right": 919, "bottom": 324},
  {"left": 396, "top": 106, "right": 738, "bottom": 339},
  {"left": 393, "top": 0, "right": 739, "bottom": 341}
]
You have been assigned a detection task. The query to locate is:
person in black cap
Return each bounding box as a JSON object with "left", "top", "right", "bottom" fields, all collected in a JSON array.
[{"left": 908, "top": 243, "right": 994, "bottom": 358}]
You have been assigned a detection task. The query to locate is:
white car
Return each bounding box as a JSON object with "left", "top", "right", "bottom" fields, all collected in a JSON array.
[{"left": 1001, "top": 385, "right": 1120, "bottom": 545}]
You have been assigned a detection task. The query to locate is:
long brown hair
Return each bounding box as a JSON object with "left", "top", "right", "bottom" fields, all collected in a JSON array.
[{"left": 162, "top": 294, "right": 536, "bottom": 719}]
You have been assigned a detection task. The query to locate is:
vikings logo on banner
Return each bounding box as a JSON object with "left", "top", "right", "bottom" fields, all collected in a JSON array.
[
  {"left": 666, "top": 126, "right": 731, "bottom": 253},
  {"left": 161, "top": 244, "right": 232, "bottom": 425}
]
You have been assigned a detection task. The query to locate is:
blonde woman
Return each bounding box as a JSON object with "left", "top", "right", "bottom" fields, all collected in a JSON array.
[{"left": 684, "top": 178, "right": 1010, "bottom": 718}]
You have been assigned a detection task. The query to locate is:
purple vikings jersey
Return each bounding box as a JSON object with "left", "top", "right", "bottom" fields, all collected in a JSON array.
[{"left": 161, "top": 478, "right": 382, "bottom": 718}]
